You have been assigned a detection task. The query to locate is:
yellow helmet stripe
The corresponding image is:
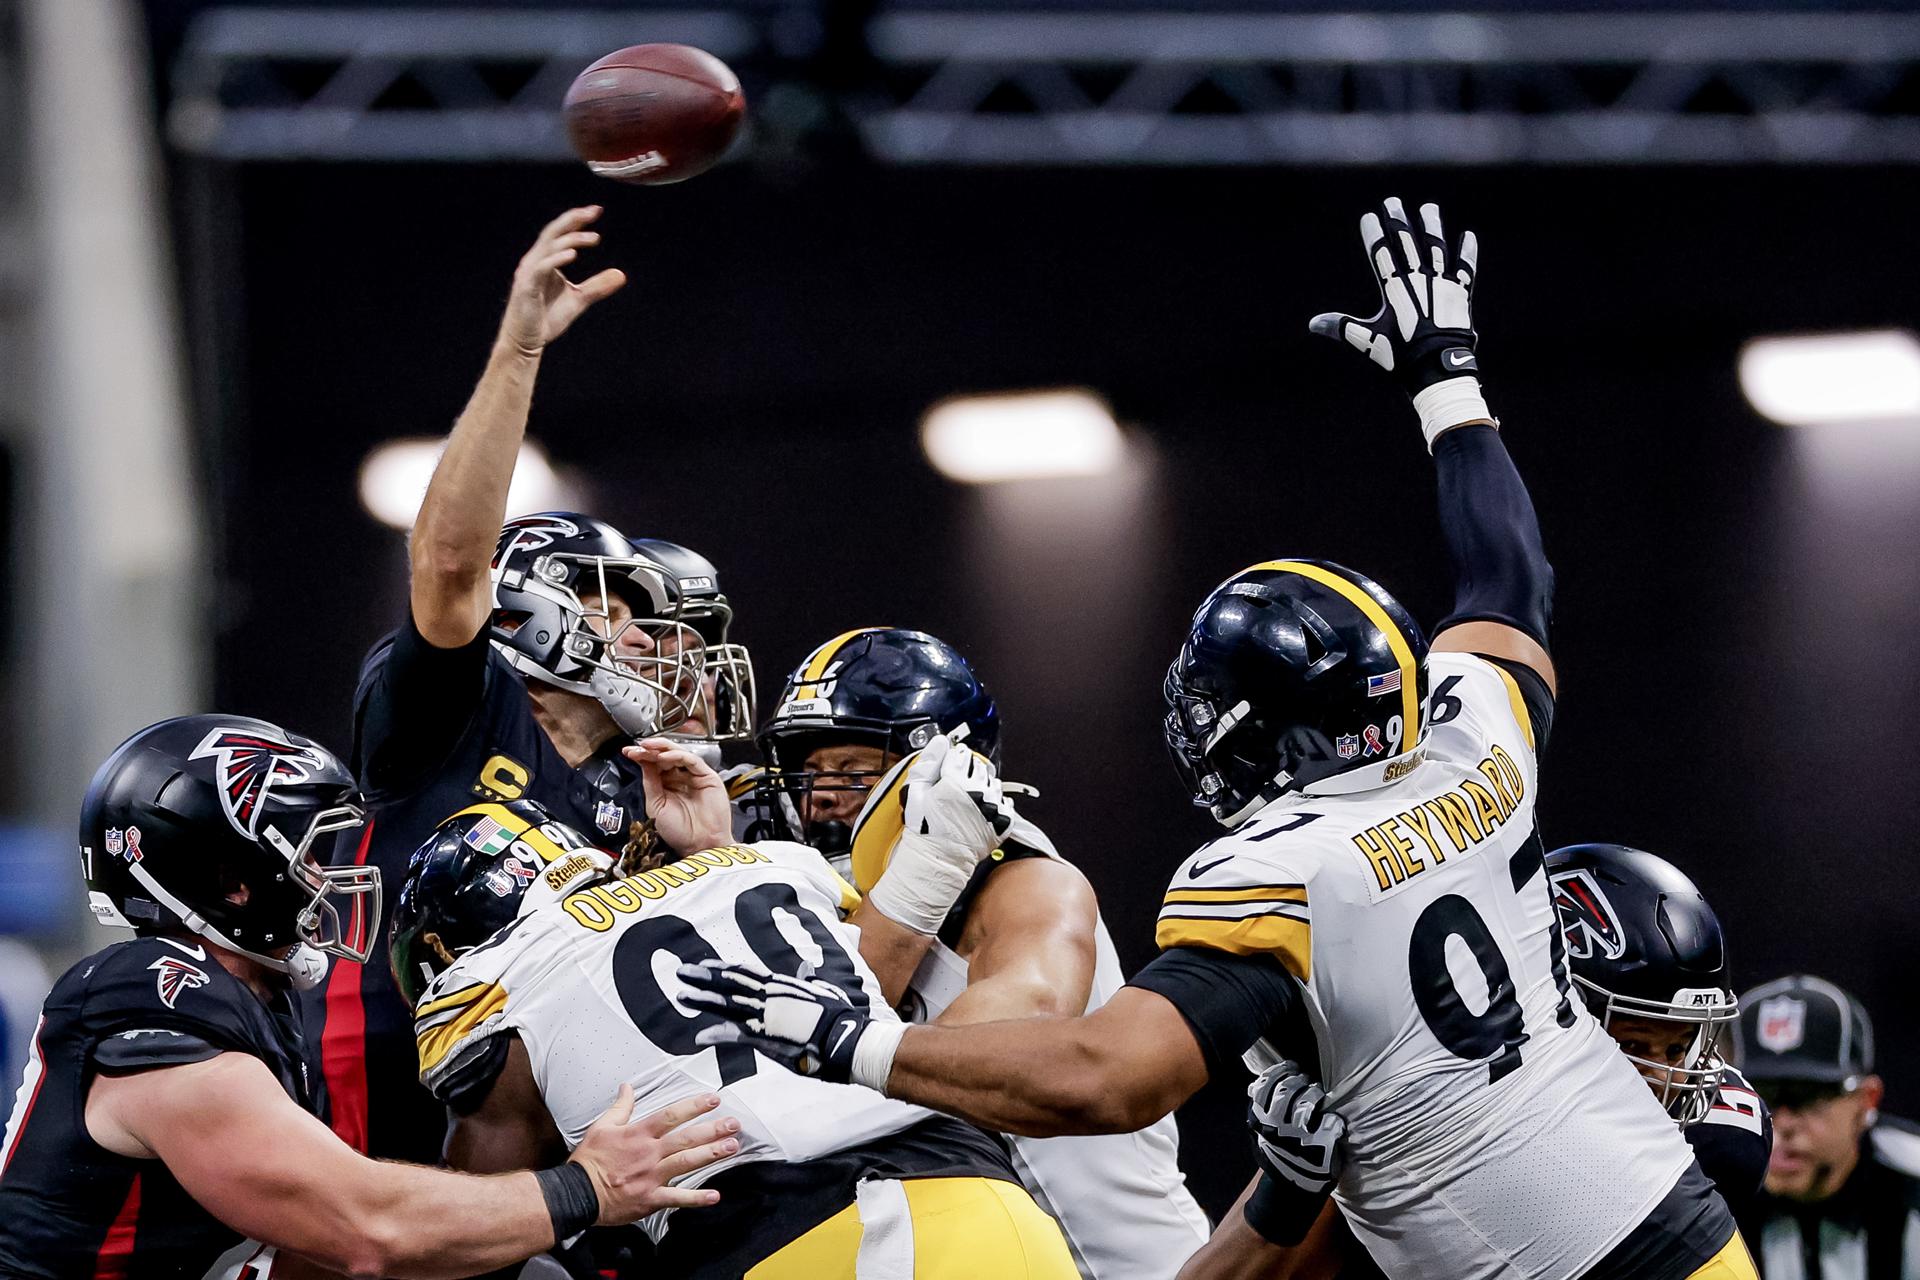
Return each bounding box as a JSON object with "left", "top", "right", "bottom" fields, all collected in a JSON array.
[
  {"left": 798, "top": 627, "right": 887, "bottom": 685},
  {"left": 848, "top": 753, "right": 915, "bottom": 894},
  {"left": 1248, "top": 560, "right": 1420, "bottom": 752}
]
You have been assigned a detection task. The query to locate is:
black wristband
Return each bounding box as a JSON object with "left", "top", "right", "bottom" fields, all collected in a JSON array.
[
  {"left": 1243, "top": 1171, "right": 1329, "bottom": 1246},
  {"left": 535, "top": 1162, "right": 601, "bottom": 1243}
]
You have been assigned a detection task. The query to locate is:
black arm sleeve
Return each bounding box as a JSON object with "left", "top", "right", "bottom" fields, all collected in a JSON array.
[
  {"left": 1433, "top": 424, "right": 1554, "bottom": 648},
  {"left": 353, "top": 616, "right": 492, "bottom": 798},
  {"left": 1127, "top": 947, "right": 1313, "bottom": 1082}
]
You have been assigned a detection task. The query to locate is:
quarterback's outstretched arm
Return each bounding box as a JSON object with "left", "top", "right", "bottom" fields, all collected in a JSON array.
[
  {"left": 1307, "top": 198, "right": 1555, "bottom": 693},
  {"left": 410, "top": 206, "right": 626, "bottom": 649},
  {"left": 88, "top": 1050, "right": 732, "bottom": 1279}
]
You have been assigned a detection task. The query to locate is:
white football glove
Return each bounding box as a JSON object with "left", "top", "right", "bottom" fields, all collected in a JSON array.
[
  {"left": 860, "top": 734, "right": 1015, "bottom": 936},
  {"left": 1248, "top": 1061, "right": 1346, "bottom": 1196},
  {"left": 1309, "top": 197, "right": 1491, "bottom": 450}
]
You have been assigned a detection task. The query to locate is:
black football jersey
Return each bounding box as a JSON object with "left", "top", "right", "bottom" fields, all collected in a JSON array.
[
  {"left": 0, "top": 936, "right": 313, "bottom": 1279},
  {"left": 1684, "top": 1064, "right": 1773, "bottom": 1220},
  {"left": 302, "top": 620, "right": 649, "bottom": 1163}
]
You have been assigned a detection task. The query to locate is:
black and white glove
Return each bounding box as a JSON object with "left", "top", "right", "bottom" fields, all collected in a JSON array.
[
  {"left": 681, "top": 962, "right": 904, "bottom": 1090},
  {"left": 859, "top": 734, "right": 1016, "bottom": 936},
  {"left": 1243, "top": 1060, "right": 1347, "bottom": 1244},
  {"left": 1309, "top": 197, "right": 1490, "bottom": 450}
]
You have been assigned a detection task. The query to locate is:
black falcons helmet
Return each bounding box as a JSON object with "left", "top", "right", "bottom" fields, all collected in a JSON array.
[
  {"left": 389, "top": 799, "right": 615, "bottom": 1009},
  {"left": 1546, "top": 843, "right": 1737, "bottom": 1124},
  {"left": 1164, "top": 560, "right": 1429, "bottom": 827},
  {"left": 752, "top": 628, "right": 999, "bottom": 859},
  {"left": 489, "top": 512, "right": 697, "bottom": 738},
  {"left": 629, "top": 537, "right": 757, "bottom": 743},
  {"left": 79, "top": 715, "right": 378, "bottom": 970}
]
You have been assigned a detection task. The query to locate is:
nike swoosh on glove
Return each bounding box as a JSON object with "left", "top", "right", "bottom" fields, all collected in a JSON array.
[
  {"left": 1309, "top": 196, "right": 1492, "bottom": 450},
  {"left": 682, "top": 962, "right": 888, "bottom": 1086}
]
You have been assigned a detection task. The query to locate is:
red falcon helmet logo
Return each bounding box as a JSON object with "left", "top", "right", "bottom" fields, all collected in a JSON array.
[
  {"left": 492, "top": 514, "right": 582, "bottom": 569},
  {"left": 1550, "top": 868, "right": 1628, "bottom": 961},
  {"left": 190, "top": 727, "right": 329, "bottom": 841},
  {"left": 149, "top": 955, "right": 211, "bottom": 1009}
]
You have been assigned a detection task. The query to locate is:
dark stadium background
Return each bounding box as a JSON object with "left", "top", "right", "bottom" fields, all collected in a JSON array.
[{"left": 134, "top": 0, "right": 1920, "bottom": 1218}]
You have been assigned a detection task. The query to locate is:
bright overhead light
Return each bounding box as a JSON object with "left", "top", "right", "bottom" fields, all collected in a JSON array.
[
  {"left": 1739, "top": 330, "right": 1920, "bottom": 427},
  {"left": 921, "top": 390, "right": 1125, "bottom": 484},
  {"left": 358, "top": 437, "right": 573, "bottom": 530}
]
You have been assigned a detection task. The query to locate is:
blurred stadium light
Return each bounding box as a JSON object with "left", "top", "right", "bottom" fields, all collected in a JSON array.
[
  {"left": 921, "top": 390, "right": 1125, "bottom": 484},
  {"left": 167, "top": 7, "right": 1920, "bottom": 165},
  {"left": 1739, "top": 330, "right": 1920, "bottom": 428},
  {"left": 359, "top": 437, "right": 575, "bottom": 530}
]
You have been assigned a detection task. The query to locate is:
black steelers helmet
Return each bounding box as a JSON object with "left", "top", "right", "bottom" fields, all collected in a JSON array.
[
  {"left": 488, "top": 512, "right": 697, "bottom": 738},
  {"left": 753, "top": 628, "right": 999, "bottom": 859},
  {"left": 389, "top": 799, "right": 615, "bottom": 1009},
  {"left": 629, "top": 537, "right": 757, "bottom": 743},
  {"left": 79, "top": 715, "right": 378, "bottom": 971},
  {"left": 1165, "top": 560, "right": 1429, "bottom": 826},
  {"left": 1546, "top": 843, "right": 1737, "bottom": 1124}
]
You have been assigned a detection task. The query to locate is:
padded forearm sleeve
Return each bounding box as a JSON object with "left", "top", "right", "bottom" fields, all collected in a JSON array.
[{"left": 1432, "top": 425, "right": 1554, "bottom": 647}]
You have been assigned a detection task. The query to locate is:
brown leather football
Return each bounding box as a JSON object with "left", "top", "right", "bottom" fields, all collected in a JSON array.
[{"left": 563, "top": 44, "right": 745, "bottom": 186}]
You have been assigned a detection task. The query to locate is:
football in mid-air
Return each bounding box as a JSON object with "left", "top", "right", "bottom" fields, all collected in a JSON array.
[{"left": 563, "top": 44, "right": 745, "bottom": 185}]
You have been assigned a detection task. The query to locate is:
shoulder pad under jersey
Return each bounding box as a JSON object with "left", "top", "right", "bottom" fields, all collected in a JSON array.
[
  {"left": 79, "top": 938, "right": 264, "bottom": 1069},
  {"left": 1156, "top": 821, "right": 1322, "bottom": 981}
]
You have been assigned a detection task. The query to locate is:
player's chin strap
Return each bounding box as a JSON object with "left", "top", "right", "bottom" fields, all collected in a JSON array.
[{"left": 125, "top": 863, "right": 332, "bottom": 990}]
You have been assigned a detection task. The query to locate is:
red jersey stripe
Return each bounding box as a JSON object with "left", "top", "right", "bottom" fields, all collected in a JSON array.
[
  {"left": 321, "top": 818, "right": 376, "bottom": 1152},
  {"left": 91, "top": 1172, "right": 141, "bottom": 1280}
]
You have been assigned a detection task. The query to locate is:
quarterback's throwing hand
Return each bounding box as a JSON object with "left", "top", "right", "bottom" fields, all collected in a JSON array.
[
  {"left": 1247, "top": 1061, "right": 1346, "bottom": 1196},
  {"left": 1309, "top": 197, "right": 1491, "bottom": 449},
  {"left": 682, "top": 963, "right": 892, "bottom": 1087},
  {"left": 499, "top": 205, "right": 627, "bottom": 357}
]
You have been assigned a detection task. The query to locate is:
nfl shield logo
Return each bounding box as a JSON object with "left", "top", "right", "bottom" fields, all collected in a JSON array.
[
  {"left": 104, "top": 828, "right": 125, "bottom": 856},
  {"left": 1336, "top": 734, "right": 1360, "bottom": 760},
  {"left": 1756, "top": 995, "right": 1806, "bottom": 1054},
  {"left": 595, "top": 799, "right": 623, "bottom": 835}
]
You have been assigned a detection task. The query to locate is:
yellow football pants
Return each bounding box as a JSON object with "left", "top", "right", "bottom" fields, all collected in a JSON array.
[
  {"left": 745, "top": 1175, "right": 1079, "bottom": 1280},
  {"left": 1687, "top": 1230, "right": 1760, "bottom": 1279}
]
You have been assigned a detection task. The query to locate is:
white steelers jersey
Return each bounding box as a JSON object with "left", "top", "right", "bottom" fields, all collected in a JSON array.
[
  {"left": 898, "top": 810, "right": 1210, "bottom": 1280},
  {"left": 413, "top": 840, "right": 934, "bottom": 1242},
  {"left": 1158, "top": 652, "right": 1695, "bottom": 1280}
]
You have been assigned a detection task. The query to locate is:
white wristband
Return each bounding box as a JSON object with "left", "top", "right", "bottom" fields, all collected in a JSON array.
[
  {"left": 1411, "top": 377, "right": 1494, "bottom": 451},
  {"left": 852, "top": 1019, "right": 907, "bottom": 1093},
  {"left": 865, "top": 833, "right": 974, "bottom": 937}
]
